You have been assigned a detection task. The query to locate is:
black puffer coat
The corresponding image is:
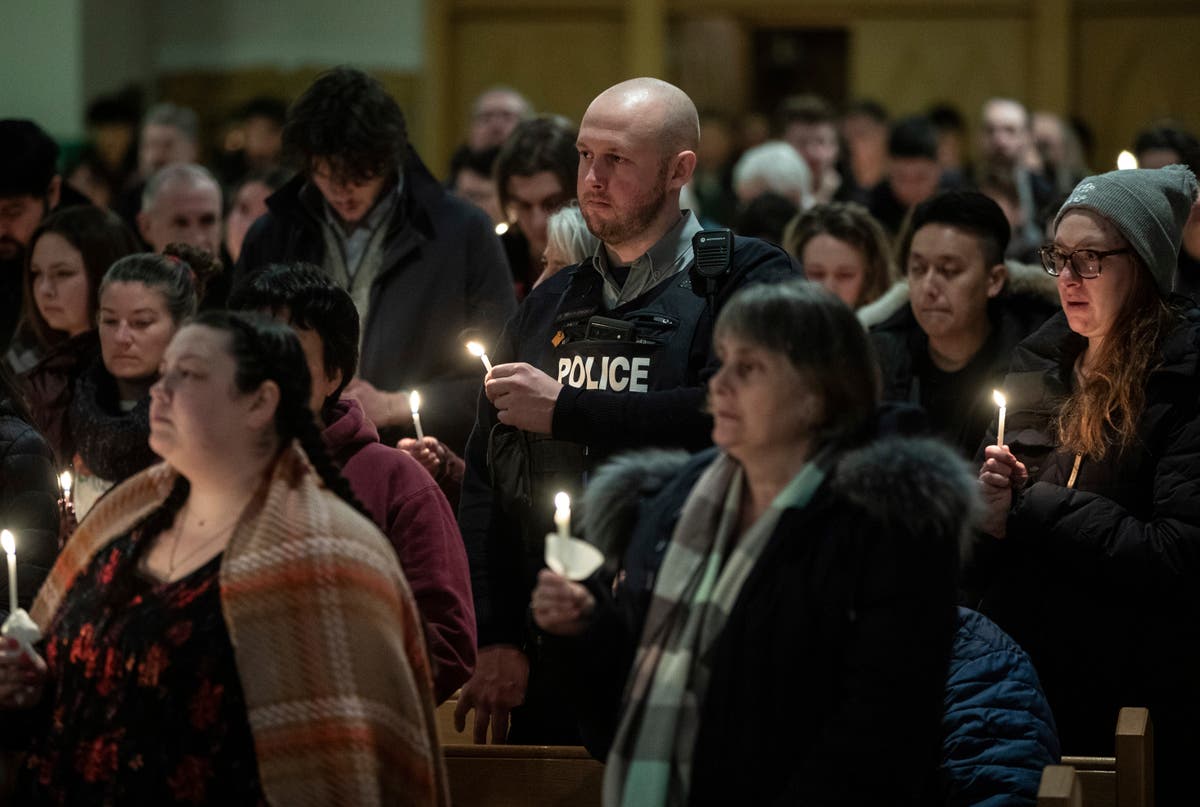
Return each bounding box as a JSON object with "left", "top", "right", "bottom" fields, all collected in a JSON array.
[
  {"left": 0, "top": 399, "right": 60, "bottom": 614},
  {"left": 968, "top": 306, "right": 1200, "bottom": 802}
]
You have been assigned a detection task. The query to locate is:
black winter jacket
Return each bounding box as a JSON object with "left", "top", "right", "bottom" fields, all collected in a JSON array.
[
  {"left": 237, "top": 149, "right": 516, "bottom": 453},
  {"left": 0, "top": 399, "right": 60, "bottom": 614},
  {"left": 870, "top": 291, "right": 1057, "bottom": 457},
  {"left": 458, "top": 237, "right": 798, "bottom": 647},
  {"left": 556, "top": 434, "right": 972, "bottom": 806},
  {"left": 967, "top": 306, "right": 1200, "bottom": 802}
]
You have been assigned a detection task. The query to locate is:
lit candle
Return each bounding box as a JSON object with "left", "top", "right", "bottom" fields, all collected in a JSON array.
[
  {"left": 409, "top": 390, "right": 425, "bottom": 441},
  {"left": 59, "top": 470, "right": 72, "bottom": 500},
  {"left": 993, "top": 389, "right": 1007, "bottom": 447},
  {"left": 1116, "top": 150, "right": 1138, "bottom": 170},
  {"left": 554, "top": 491, "right": 571, "bottom": 539},
  {"left": 2, "top": 530, "right": 15, "bottom": 615},
  {"left": 466, "top": 341, "right": 494, "bottom": 374}
]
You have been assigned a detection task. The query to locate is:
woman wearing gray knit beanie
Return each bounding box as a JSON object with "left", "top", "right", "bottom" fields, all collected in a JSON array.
[{"left": 971, "top": 164, "right": 1200, "bottom": 801}]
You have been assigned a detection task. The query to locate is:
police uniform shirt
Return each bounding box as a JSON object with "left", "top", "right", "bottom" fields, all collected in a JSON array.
[{"left": 590, "top": 210, "right": 704, "bottom": 309}]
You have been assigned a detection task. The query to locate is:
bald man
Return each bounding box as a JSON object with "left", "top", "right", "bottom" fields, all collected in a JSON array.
[{"left": 455, "top": 78, "right": 798, "bottom": 745}]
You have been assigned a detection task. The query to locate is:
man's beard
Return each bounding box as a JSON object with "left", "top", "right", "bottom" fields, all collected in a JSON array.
[
  {"left": 0, "top": 237, "right": 24, "bottom": 263},
  {"left": 581, "top": 162, "right": 671, "bottom": 247}
]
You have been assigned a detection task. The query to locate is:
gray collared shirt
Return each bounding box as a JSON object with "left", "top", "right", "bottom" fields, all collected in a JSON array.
[
  {"left": 322, "top": 180, "right": 401, "bottom": 279},
  {"left": 590, "top": 210, "right": 704, "bottom": 309}
]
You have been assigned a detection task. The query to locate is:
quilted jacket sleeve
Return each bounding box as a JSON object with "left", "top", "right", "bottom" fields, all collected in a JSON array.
[
  {"left": 0, "top": 415, "right": 61, "bottom": 614},
  {"left": 941, "top": 608, "right": 1060, "bottom": 807}
]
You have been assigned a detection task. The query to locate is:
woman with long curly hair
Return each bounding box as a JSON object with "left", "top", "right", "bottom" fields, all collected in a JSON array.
[{"left": 975, "top": 164, "right": 1200, "bottom": 800}]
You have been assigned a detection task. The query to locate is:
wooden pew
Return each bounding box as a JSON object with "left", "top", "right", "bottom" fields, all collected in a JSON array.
[
  {"left": 1039, "top": 765, "right": 1083, "bottom": 807},
  {"left": 1041, "top": 707, "right": 1154, "bottom": 807},
  {"left": 435, "top": 693, "right": 474, "bottom": 745},
  {"left": 435, "top": 693, "right": 604, "bottom": 806},
  {"left": 443, "top": 744, "right": 603, "bottom": 807}
]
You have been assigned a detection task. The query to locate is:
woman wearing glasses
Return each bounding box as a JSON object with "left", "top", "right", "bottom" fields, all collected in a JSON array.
[{"left": 974, "top": 165, "right": 1199, "bottom": 800}]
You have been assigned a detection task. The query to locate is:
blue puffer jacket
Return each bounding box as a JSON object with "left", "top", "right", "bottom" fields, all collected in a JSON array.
[{"left": 943, "top": 607, "right": 1060, "bottom": 806}]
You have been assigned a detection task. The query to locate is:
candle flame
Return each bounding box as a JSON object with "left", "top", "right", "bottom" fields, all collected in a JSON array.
[
  {"left": 1117, "top": 150, "right": 1138, "bottom": 170},
  {"left": 409, "top": 390, "right": 421, "bottom": 414},
  {"left": 59, "top": 470, "right": 72, "bottom": 494},
  {"left": 1, "top": 530, "right": 13, "bottom": 555},
  {"left": 494, "top": 222, "right": 510, "bottom": 236},
  {"left": 555, "top": 491, "right": 570, "bottom": 512},
  {"left": 466, "top": 341, "right": 486, "bottom": 358},
  {"left": 992, "top": 389, "right": 1006, "bottom": 408}
]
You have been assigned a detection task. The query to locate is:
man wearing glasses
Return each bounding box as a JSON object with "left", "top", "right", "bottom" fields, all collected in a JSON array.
[{"left": 870, "top": 190, "right": 1058, "bottom": 456}]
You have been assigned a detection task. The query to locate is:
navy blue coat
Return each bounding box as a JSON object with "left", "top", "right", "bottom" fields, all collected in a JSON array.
[{"left": 942, "top": 607, "right": 1060, "bottom": 807}]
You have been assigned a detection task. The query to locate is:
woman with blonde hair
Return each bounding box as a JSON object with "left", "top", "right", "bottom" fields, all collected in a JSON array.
[{"left": 534, "top": 203, "right": 600, "bottom": 288}]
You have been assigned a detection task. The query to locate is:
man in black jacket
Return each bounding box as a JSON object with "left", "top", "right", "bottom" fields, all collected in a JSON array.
[
  {"left": 454, "top": 77, "right": 797, "bottom": 745},
  {"left": 237, "top": 67, "right": 515, "bottom": 452},
  {"left": 870, "top": 191, "right": 1056, "bottom": 457}
]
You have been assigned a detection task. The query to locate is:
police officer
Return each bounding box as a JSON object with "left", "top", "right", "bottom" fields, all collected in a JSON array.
[{"left": 455, "top": 78, "right": 798, "bottom": 745}]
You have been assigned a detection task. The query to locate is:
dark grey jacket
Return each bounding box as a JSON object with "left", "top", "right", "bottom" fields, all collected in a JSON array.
[{"left": 237, "top": 149, "right": 516, "bottom": 453}]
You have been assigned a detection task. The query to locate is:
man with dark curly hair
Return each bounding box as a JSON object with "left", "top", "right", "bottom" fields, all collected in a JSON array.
[
  {"left": 493, "top": 116, "right": 579, "bottom": 299},
  {"left": 238, "top": 67, "right": 515, "bottom": 453}
]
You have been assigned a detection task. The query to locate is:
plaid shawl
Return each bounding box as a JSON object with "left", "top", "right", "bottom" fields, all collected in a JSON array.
[
  {"left": 604, "top": 452, "right": 826, "bottom": 807},
  {"left": 31, "top": 442, "right": 449, "bottom": 807}
]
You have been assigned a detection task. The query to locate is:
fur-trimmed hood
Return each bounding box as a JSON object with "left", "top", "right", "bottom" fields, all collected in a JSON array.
[
  {"left": 857, "top": 260, "right": 1059, "bottom": 330},
  {"left": 582, "top": 436, "right": 980, "bottom": 566}
]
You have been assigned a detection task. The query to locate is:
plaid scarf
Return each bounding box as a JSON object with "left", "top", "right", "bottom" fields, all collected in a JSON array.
[
  {"left": 604, "top": 452, "right": 826, "bottom": 807},
  {"left": 32, "top": 443, "right": 448, "bottom": 806}
]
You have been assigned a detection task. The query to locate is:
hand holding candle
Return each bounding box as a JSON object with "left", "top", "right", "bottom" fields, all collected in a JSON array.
[
  {"left": 466, "top": 341, "right": 494, "bottom": 374},
  {"left": 993, "top": 389, "right": 1007, "bottom": 447},
  {"left": 409, "top": 390, "right": 425, "bottom": 441},
  {"left": 0, "top": 530, "right": 43, "bottom": 663}
]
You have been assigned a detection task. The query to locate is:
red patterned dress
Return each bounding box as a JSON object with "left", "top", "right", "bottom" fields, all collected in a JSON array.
[{"left": 18, "top": 530, "right": 266, "bottom": 805}]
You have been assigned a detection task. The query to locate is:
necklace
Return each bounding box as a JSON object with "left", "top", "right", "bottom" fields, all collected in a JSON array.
[{"left": 165, "top": 502, "right": 242, "bottom": 578}]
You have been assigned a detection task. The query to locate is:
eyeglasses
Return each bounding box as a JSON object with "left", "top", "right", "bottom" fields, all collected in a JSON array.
[{"left": 1039, "top": 245, "right": 1133, "bottom": 279}]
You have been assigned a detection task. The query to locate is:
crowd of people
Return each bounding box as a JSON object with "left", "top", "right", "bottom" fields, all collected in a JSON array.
[{"left": 0, "top": 60, "right": 1198, "bottom": 806}]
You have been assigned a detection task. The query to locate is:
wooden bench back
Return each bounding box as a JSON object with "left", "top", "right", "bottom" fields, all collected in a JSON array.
[
  {"left": 443, "top": 744, "right": 604, "bottom": 807},
  {"left": 435, "top": 695, "right": 475, "bottom": 745},
  {"left": 1039, "top": 765, "right": 1084, "bottom": 806},
  {"left": 1045, "top": 707, "right": 1154, "bottom": 807},
  {"left": 434, "top": 693, "right": 604, "bottom": 806}
]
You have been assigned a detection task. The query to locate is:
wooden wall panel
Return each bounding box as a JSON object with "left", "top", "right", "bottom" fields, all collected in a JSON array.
[
  {"left": 1077, "top": 15, "right": 1200, "bottom": 170},
  {"left": 671, "top": 16, "right": 752, "bottom": 117},
  {"left": 850, "top": 17, "right": 1029, "bottom": 120},
  {"left": 451, "top": 13, "right": 624, "bottom": 138}
]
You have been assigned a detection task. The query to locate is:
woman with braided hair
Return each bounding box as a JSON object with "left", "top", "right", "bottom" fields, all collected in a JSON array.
[
  {"left": 25, "top": 243, "right": 221, "bottom": 521},
  {"left": 0, "top": 311, "right": 446, "bottom": 805},
  {"left": 70, "top": 244, "right": 220, "bottom": 519}
]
